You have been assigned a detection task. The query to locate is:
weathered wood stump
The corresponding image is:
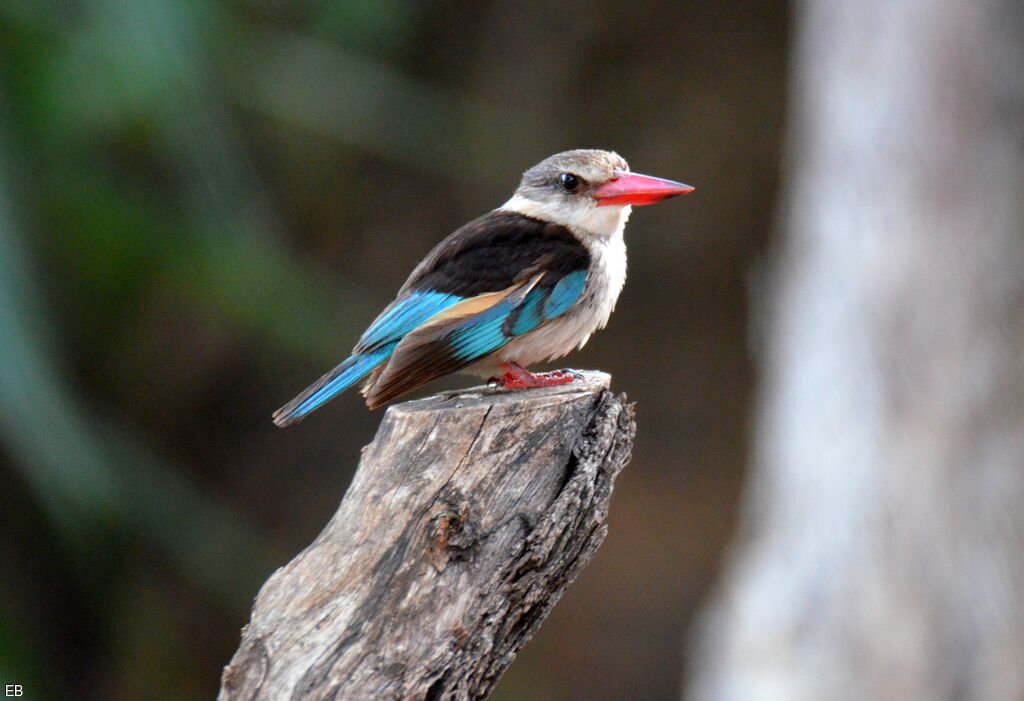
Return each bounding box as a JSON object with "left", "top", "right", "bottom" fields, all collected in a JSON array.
[{"left": 220, "top": 371, "right": 634, "bottom": 700}]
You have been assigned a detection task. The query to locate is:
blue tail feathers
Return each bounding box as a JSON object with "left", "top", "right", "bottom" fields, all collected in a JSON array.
[{"left": 272, "top": 344, "right": 395, "bottom": 427}]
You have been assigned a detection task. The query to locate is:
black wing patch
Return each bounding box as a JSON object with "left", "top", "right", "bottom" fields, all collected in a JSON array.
[{"left": 400, "top": 210, "right": 591, "bottom": 298}]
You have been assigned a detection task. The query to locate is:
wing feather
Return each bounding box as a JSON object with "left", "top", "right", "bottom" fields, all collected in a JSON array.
[
  {"left": 274, "top": 211, "right": 593, "bottom": 421},
  {"left": 355, "top": 290, "right": 462, "bottom": 353},
  {"left": 363, "top": 269, "right": 590, "bottom": 408}
]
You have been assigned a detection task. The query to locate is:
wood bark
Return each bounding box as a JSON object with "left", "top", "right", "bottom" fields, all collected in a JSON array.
[
  {"left": 691, "top": 1, "right": 1024, "bottom": 700},
  {"left": 219, "top": 371, "right": 634, "bottom": 700}
]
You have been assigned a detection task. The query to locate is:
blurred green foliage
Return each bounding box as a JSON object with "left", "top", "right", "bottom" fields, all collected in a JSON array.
[
  {"left": 0, "top": 2, "right": 787, "bottom": 699},
  {"left": 1, "top": 2, "right": 410, "bottom": 697}
]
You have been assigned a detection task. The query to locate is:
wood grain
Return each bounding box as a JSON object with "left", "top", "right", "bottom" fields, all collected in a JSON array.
[{"left": 220, "top": 371, "right": 634, "bottom": 700}]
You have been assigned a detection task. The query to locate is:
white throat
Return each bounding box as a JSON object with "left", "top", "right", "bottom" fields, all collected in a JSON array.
[{"left": 500, "top": 194, "right": 631, "bottom": 240}]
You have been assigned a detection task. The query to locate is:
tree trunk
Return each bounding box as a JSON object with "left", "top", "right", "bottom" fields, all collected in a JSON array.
[
  {"left": 691, "top": 1, "right": 1024, "bottom": 700},
  {"left": 219, "top": 372, "right": 634, "bottom": 700}
]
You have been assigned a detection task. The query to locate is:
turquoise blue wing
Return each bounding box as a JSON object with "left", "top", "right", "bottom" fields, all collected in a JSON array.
[
  {"left": 505, "top": 269, "right": 588, "bottom": 337},
  {"left": 365, "top": 269, "right": 588, "bottom": 407},
  {"left": 272, "top": 341, "right": 398, "bottom": 427},
  {"left": 273, "top": 290, "right": 463, "bottom": 426},
  {"left": 355, "top": 290, "right": 463, "bottom": 352},
  {"left": 274, "top": 271, "right": 588, "bottom": 419}
]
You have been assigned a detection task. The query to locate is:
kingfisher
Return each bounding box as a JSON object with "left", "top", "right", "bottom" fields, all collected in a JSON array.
[{"left": 273, "top": 149, "right": 692, "bottom": 427}]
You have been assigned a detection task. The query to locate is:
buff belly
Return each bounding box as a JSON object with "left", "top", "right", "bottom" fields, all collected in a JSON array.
[{"left": 464, "top": 274, "right": 620, "bottom": 377}]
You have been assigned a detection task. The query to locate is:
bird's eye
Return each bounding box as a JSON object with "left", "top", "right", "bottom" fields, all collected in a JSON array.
[{"left": 559, "top": 172, "right": 580, "bottom": 192}]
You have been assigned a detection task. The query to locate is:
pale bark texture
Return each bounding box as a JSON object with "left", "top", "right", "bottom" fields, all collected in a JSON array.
[
  {"left": 690, "top": 1, "right": 1024, "bottom": 700},
  {"left": 219, "top": 371, "right": 634, "bottom": 700}
]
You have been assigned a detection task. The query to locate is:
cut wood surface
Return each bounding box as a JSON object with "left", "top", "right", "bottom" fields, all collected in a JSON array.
[{"left": 220, "top": 371, "right": 634, "bottom": 701}]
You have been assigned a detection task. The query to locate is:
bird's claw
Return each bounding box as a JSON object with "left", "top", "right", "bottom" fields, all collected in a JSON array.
[{"left": 495, "top": 364, "right": 579, "bottom": 390}]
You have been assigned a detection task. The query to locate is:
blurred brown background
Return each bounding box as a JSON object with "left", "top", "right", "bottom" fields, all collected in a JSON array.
[{"left": 2, "top": 1, "right": 799, "bottom": 699}]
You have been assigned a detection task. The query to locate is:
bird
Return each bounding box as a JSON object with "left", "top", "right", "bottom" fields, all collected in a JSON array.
[{"left": 273, "top": 149, "right": 693, "bottom": 427}]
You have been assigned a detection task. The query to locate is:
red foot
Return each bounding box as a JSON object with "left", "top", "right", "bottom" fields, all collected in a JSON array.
[{"left": 495, "top": 363, "right": 577, "bottom": 390}]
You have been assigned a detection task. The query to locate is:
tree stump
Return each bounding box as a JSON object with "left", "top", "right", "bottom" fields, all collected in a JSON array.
[{"left": 220, "top": 371, "right": 634, "bottom": 700}]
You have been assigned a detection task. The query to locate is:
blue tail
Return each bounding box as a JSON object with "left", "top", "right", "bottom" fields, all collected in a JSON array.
[{"left": 273, "top": 344, "right": 395, "bottom": 427}]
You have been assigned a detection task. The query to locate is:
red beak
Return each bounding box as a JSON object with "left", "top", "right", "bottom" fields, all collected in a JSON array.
[{"left": 592, "top": 170, "right": 694, "bottom": 207}]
